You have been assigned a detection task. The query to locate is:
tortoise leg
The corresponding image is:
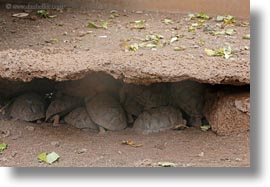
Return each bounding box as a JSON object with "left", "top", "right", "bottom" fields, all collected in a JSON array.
[
  {"left": 98, "top": 126, "right": 106, "bottom": 135},
  {"left": 52, "top": 115, "right": 60, "bottom": 127},
  {"left": 190, "top": 116, "right": 202, "bottom": 127},
  {"left": 127, "top": 114, "right": 134, "bottom": 124}
]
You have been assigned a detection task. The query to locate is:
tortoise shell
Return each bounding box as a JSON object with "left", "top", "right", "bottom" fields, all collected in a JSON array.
[
  {"left": 120, "top": 83, "right": 170, "bottom": 109},
  {"left": 46, "top": 93, "right": 83, "bottom": 121},
  {"left": 85, "top": 93, "right": 127, "bottom": 131},
  {"left": 10, "top": 92, "right": 45, "bottom": 122},
  {"left": 64, "top": 107, "right": 99, "bottom": 130},
  {"left": 133, "top": 106, "right": 185, "bottom": 134},
  {"left": 170, "top": 80, "right": 206, "bottom": 117}
]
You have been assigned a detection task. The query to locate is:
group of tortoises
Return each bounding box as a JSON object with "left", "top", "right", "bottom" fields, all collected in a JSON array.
[{"left": 4, "top": 79, "right": 207, "bottom": 134}]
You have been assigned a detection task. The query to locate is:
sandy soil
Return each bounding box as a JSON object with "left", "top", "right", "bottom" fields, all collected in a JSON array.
[
  {"left": 0, "top": 119, "right": 250, "bottom": 167},
  {"left": 0, "top": 9, "right": 250, "bottom": 84}
]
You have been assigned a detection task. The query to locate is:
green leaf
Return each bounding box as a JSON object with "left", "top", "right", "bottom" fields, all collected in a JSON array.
[
  {"left": 200, "top": 124, "right": 211, "bottom": 131},
  {"left": 0, "top": 143, "right": 7, "bottom": 153},
  {"left": 224, "top": 46, "right": 232, "bottom": 59},
  {"left": 145, "top": 43, "right": 157, "bottom": 48},
  {"left": 157, "top": 162, "right": 176, "bottom": 167},
  {"left": 224, "top": 15, "right": 235, "bottom": 25},
  {"left": 174, "top": 46, "right": 186, "bottom": 51},
  {"left": 243, "top": 34, "right": 250, "bottom": 40},
  {"left": 128, "top": 43, "right": 139, "bottom": 51},
  {"left": 37, "top": 10, "right": 49, "bottom": 18},
  {"left": 216, "top": 15, "right": 225, "bottom": 22},
  {"left": 101, "top": 20, "right": 109, "bottom": 29},
  {"left": 225, "top": 28, "right": 234, "bottom": 35},
  {"left": 163, "top": 18, "right": 174, "bottom": 24},
  {"left": 38, "top": 152, "right": 48, "bottom": 163},
  {"left": 188, "top": 26, "right": 196, "bottom": 32},
  {"left": 170, "top": 36, "right": 179, "bottom": 44},
  {"left": 205, "top": 46, "right": 232, "bottom": 59},
  {"left": 131, "top": 25, "right": 146, "bottom": 29},
  {"left": 46, "top": 152, "right": 60, "bottom": 164},
  {"left": 134, "top": 20, "right": 146, "bottom": 24},
  {"left": 88, "top": 22, "right": 103, "bottom": 29},
  {"left": 198, "top": 39, "right": 205, "bottom": 46},
  {"left": 212, "top": 30, "right": 225, "bottom": 35},
  {"left": 196, "top": 12, "right": 210, "bottom": 20},
  {"left": 110, "top": 10, "right": 119, "bottom": 18},
  {"left": 188, "top": 13, "right": 196, "bottom": 20},
  {"left": 88, "top": 20, "right": 109, "bottom": 29},
  {"left": 205, "top": 48, "right": 216, "bottom": 56}
]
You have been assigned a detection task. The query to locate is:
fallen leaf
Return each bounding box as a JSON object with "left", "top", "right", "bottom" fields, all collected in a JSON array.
[
  {"left": 145, "top": 43, "right": 157, "bottom": 48},
  {"left": 174, "top": 46, "right": 186, "bottom": 51},
  {"left": 0, "top": 143, "right": 7, "bottom": 153},
  {"left": 225, "top": 28, "right": 234, "bottom": 35},
  {"left": 223, "top": 46, "right": 232, "bottom": 59},
  {"left": 212, "top": 30, "right": 226, "bottom": 35},
  {"left": 46, "top": 152, "right": 60, "bottom": 164},
  {"left": 216, "top": 15, "right": 225, "bottom": 22},
  {"left": 128, "top": 43, "right": 139, "bottom": 51},
  {"left": 122, "top": 140, "right": 142, "bottom": 147},
  {"left": 38, "top": 152, "right": 60, "bottom": 164},
  {"left": 187, "top": 13, "right": 196, "bottom": 20},
  {"left": 170, "top": 36, "right": 179, "bottom": 44},
  {"left": 204, "top": 48, "right": 216, "bottom": 56},
  {"left": 196, "top": 12, "right": 210, "bottom": 20},
  {"left": 223, "top": 15, "right": 235, "bottom": 25},
  {"left": 110, "top": 10, "right": 119, "bottom": 18},
  {"left": 12, "top": 13, "right": 29, "bottom": 18},
  {"left": 163, "top": 18, "right": 174, "bottom": 24},
  {"left": 205, "top": 46, "right": 232, "bottom": 59},
  {"left": 243, "top": 34, "right": 250, "bottom": 40},
  {"left": 130, "top": 20, "right": 146, "bottom": 29},
  {"left": 131, "top": 25, "right": 146, "bottom": 29},
  {"left": 133, "top": 20, "right": 146, "bottom": 24},
  {"left": 200, "top": 124, "right": 211, "bottom": 131},
  {"left": 198, "top": 39, "right": 206, "bottom": 46},
  {"left": 37, "top": 10, "right": 49, "bottom": 18},
  {"left": 173, "top": 124, "right": 188, "bottom": 130},
  {"left": 157, "top": 162, "right": 176, "bottom": 167},
  {"left": 37, "top": 152, "right": 47, "bottom": 163},
  {"left": 88, "top": 21, "right": 108, "bottom": 29},
  {"left": 188, "top": 26, "right": 196, "bottom": 32}
]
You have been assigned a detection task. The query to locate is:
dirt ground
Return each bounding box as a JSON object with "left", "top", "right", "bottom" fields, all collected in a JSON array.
[
  {"left": 0, "top": 118, "right": 250, "bottom": 167},
  {"left": 0, "top": 9, "right": 250, "bottom": 84},
  {"left": 0, "top": 8, "right": 250, "bottom": 167}
]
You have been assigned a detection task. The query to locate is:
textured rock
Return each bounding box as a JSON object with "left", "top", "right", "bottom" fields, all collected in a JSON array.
[
  {"left": 204, "top": 91, "right": 250, "bottom": 136},
  {"left": 0, "top": 48, "right": 250, "bottom": 85}
]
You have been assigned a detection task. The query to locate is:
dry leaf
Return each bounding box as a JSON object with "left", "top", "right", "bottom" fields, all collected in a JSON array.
[{"left": 122, "top": 140, "right": 142, "bottom": 147}]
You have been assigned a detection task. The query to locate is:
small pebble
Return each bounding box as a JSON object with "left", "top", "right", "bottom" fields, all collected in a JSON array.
[
  {"left": 11, "top": 152, "right": 17, "bottom": 158},
  {"left": 76, "top": 148, "right": 87, "bottom": 154},
  {"left": 198, "top": 152, "right": 204, "bottom": 157},
  {"left": 51, "top": 141, "right": 60, "bottom": 147},
  {"left": 0, "top": 157, "right": 8, "bottom": 162},
  {"left": 235, "top": 158, "right": 242, "bottom": 162},
  {"left": 25, "top": 126, "right": 35, "bottom": 131}
]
